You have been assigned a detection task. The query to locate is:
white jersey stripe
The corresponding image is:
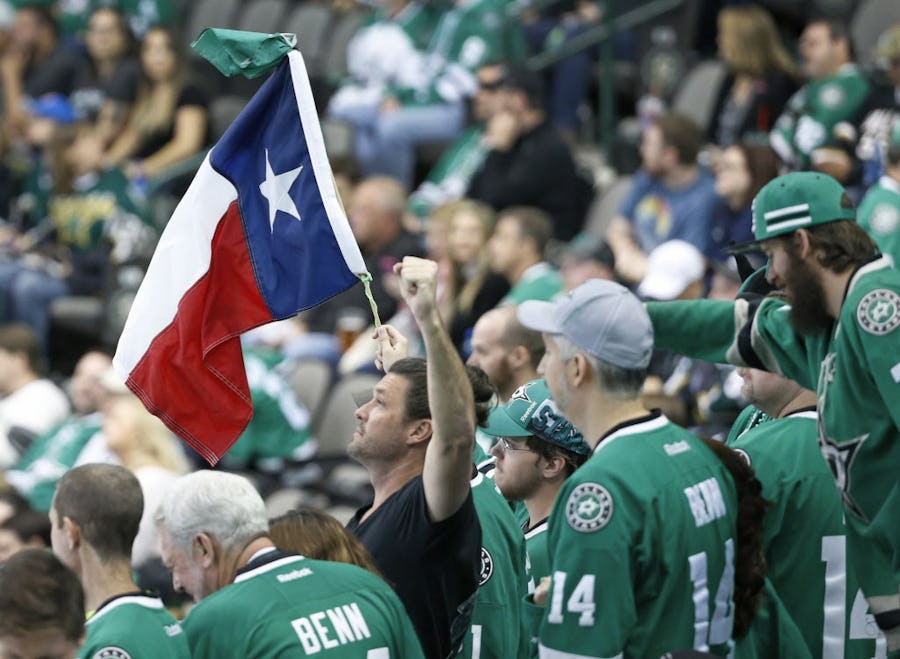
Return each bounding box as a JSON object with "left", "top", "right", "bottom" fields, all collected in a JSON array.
[{"left": 538, "top": 643, "right": 622, "bottom": 659}]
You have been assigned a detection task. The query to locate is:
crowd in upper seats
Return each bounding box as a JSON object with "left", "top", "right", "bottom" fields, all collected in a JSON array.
[{"left": 0, "top": 0, "right": 899, "bottom": 657}]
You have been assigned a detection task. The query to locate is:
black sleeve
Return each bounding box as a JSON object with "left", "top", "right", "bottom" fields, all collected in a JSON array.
[
  {"left": 176, "top": 84, "right": 209, "bottom": 110},
  {"left": 104, "top": 58, "right": 141, "bottom": 103}
]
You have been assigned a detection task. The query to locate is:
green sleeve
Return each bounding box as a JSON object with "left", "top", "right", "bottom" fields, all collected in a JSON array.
[
  {"left": 734, "top": 579, "right": 813, "bottom": 659},
  {"left": 647, "top": 299, "right": 744, "bottom": 364},
  {"left": 538, "top": 481, "right": 636, "bottom": 657},
  {"left": 522, "top": 596, "right": 543, "bottom": 658}
]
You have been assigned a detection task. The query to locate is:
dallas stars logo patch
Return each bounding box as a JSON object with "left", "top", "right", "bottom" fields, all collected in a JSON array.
[
  {"left": 566, "top": 482, "right": 614, "bottom": 533},
  {"left": 857, "top": 289, "right": 900, "bottom": 335},
  {"left": 92, "top": 648, "right": 132, "bottom": 659},
  {"left": 509, "top": 385, "right": 532, "bottom": 403},
  {"left": 479, "top": 547, "right": 493, "bottom": 585}
]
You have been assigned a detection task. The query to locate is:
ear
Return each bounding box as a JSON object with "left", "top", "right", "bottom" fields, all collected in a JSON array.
[
  {"left": 542, "top": 455, "right": 568, "bottom": 480},
  {"left": 507, "top": 345, "right": 529, "bottom": 371},
  {"left": 406, "top": 418, "right": 433, "bottom": 447},
  {"left": 794, "top": 228, "right": 813, "bottom": 259},
  {"left": 569, "top": 353, "right": 590, "bottom": 388},
  {"left": 62, "top": 516, "right": 81, "bottom": 552},
  {"left": 192, "top": 532, "right": 217, "bottom": 569}
]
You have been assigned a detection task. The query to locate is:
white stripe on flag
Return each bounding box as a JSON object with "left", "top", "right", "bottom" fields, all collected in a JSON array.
[
  {"left": 763, "top": 203, "right": 809, "bottom": 220},
  {"left": 113, "top": 156, "right": 237, "bottom": 376},
  {"left": 287, "top": 51, "right": 367, "bottom": 276}
]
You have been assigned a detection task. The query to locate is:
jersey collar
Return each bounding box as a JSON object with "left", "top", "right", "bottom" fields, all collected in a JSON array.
[
  {"left": 87, "top": 592, "right": 164, "bottom": 625},
  {"left": 591, "top": 409, "right": 668, "bottom": 455}
]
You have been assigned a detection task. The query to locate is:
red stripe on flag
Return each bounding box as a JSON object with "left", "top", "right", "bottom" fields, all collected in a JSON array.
[{"left": 125, "top": 201, "right": 273, "bottom": 464}]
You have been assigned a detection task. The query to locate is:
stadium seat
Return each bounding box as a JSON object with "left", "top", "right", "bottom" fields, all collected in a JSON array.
[
  {"left": 314, "top": 372, "right": 380, "bottom": 460},
  {"left": 183, "top": 0, "right": 241, "bottom": 48},
  {"left": 283, "top": 3, "right": 335, "bottom": 77},
  {"left": 672, "top": 59, "right": 726, "bottom": 133},
  {"left": 583, "top": 174, "right": 633, "bottom": 238},
  {"left": 287, "top": 358, "right": 334, "bottom": 428},
  {"left": 209, "top": 96, "right": 248, "bottom": 141},
  {"left": 852, "top": 0, "right": 900, "bottom": 64},
  {"left": 322, "top": 9, "right": 366, "bottom": 82},
  {"left": 233, "top": 0, "right": 290, "bottom": 35}
]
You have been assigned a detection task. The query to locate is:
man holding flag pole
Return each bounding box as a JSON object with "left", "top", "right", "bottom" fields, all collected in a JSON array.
[{"left": 113, "top": 30, "right": 375, "bottom": 465}]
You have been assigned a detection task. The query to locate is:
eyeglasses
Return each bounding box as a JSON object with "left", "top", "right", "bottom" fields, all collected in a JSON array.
[{"left": 498, "top": 437, "right": 535, "bottom": 453}]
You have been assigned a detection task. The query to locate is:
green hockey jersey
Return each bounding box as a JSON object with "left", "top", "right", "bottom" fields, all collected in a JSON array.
[
  {"left": 408, "top": 126, "right": 488, "bottom": 219},
  {"left": 858, "top": 175, "right": 900, "bottom": 268},
  {"left": 536, "top": 412, "right": 740, "bottom": 658},
  {"left": 728, "top": 408, "right": 884, "bottom": 658},
  {"left": 182, "top": 550, "right": 425, "bottom": 658},
  {"left": 224, "top": 348, "right": 314, "bottom": 465},
  {"left": 6, "top": 413, "right": 102, "bottom": 511},
  {"left": 770, "top": 64, "right": 871, "bottom": 169},
  {"left": 459, "top": 472, "right": 529, "bottom": 658},
  {"left": 647, "top": 256, "right": 900, "bottom": 647},
  {"left": 79, "top": 593, "right": 190, "bottom": 659}
]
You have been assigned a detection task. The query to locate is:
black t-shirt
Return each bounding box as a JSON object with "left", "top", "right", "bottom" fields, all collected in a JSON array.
[
  {"left": 347, "top": 475, "right": 481, "bottom": 659},
  {"left": 135, "top": 84, "right": 209, "bottom": 159},
  {"left": 24, "top": 44, "right": 88, "bottom": 98},
  {"left": 71, "top": 57, "right": 140, "bottom": 121}
]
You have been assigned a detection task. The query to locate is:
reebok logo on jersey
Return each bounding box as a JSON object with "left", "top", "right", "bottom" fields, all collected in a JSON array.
[
  {"left": 684, "top": 477, "right": 727, "bottom": 528},
  {"left": 663, "top": 440, "right": 691, "bottom": 456},
  {"left": 277, "top": 567, "right": 313, "bottom": 583},
  {"left": 565, "top": 482, "right": 613, "bottom": 532},
  {"left": 857, "top": 289, "right": 900, "bottom": 335}
]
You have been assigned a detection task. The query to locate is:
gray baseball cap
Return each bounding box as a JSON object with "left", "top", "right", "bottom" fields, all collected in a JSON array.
[{"left": 517, "top": 279, "right": 654, "bottom": 369}]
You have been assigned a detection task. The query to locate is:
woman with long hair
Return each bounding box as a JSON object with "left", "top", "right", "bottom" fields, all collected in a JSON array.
[
  {"left": 709, "top": 5, "right": 799, "bottom": 149},
  {"left": 102, "top": 393, "right": 189, "bottom": 568},
  {"left": 439, "top": 199, "right": 510, "bottom": 353},
  {"left": 104, "top": 27, "right": 208, "bottom": 180}
]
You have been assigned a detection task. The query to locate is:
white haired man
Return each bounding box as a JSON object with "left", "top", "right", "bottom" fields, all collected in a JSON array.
[{"left": 155, "top": 470, "right": 424, "bottom": 657}]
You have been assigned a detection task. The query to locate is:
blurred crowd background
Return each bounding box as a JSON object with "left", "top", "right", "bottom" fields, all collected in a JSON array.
[{"left": 0, "top": 0, "right": 899, "bottom": 607}]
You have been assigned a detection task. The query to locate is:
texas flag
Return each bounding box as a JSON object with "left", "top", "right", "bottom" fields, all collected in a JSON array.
[{"left": 113, "top": 51, "right": 367, "bottom": 464}]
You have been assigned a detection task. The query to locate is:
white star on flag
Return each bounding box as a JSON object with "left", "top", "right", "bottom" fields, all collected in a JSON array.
[{"left": 259, "top": 148, "right": 303, "bottom": 232}]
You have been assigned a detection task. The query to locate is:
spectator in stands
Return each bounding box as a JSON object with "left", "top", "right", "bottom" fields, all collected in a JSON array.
[
  {"left": 710, "top": 142, "right": 779, "bottom": 262},
  {"left": 101, "top": 393, "right": 188, "bottom": 569},
  {"left": 0, "top": 488, "right": 27, "bottom": 524},
  {"left": 484, "top": 379, "right": 589, "bottom": 594},
  {"left": 329, "top": 0, "right": 440, "bottom": 161},
  {"left": 347, "top": 0, "right": 518, "bottom": 189},
  {"left": 71, "top": 7, "right": 139, "bottom": 146},
  {"left": 559, "top": 232, "right": 616, "bottom": 292},
  {"left": 0, "top": 549, "right": 85, "bottom": 658},
  {"left": 408, "top": 61, "right": 506, "bottom": 222},
  {"left": 5, "top": 350, "right": 112, "bottom": 512},
  {"left": 520, "top": 0, "right": 600, "bottom": 140},
  {"left": 50, "top": 464, "right": 190, "bottom": 657},
  {"left": 270, "top": 507, "right": 383, "bottom": 575},
  {"left": 1, "top": 120, "right": 153, "bottom": 348},
  {"left": 348, "top": 257, "right": 485, "bottom": 658},
  {"left": 468, "top": 67, "right": 592, "bottom": 241},
  {"left": 826, "top": 23, "right": 900, "bottom": 188},
  {"left": 770, "top": 18, "right": 871, "bottom": 172},
  {"left": 442, "top": 200, "right": 509, "bottom": 352},
  {"left": 0, "top": 5, "right": 86, "bottom": 139},
  {"left": 858, "top": 119, "right": 900, "bottom": 266},
  {"left": 605, "top": 113, "right": 717, "bottom": 284},
  {"left": 370, "top": 314, "right": 530, "bottom": 659},
  {"left": 489, "top": 206, "right": 563, "bottom": 306},
  {"left": 57, "top": 0, "right": 174, "bottom": 40},
  {"left": 0, "top": 505, "right": 50, "bottom": 562},
  {"left": 708, "top": 5, "right": 798, "bottom": 149},
  {"left": 467, "top": 305, "right": 543, "bottom": 403},
  {"left": 104, "top": 26, "right": 208, "bottom": 180},
  {"left": 0, "top": 324, "right": 68, "bottom": 469},
  {"left": 157, "top": 470, "right": 425, "bottom": 656}
]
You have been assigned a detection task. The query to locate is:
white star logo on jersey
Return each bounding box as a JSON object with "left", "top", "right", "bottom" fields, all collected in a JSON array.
[
  {"left": 566, "top": 482, "right": 614, "bottom": 532},
  {"left": 817, "top": 354, "right": 868, "bottom": 520}
]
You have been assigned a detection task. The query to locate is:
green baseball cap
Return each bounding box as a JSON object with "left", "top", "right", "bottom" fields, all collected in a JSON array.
[
  {"left": 482, "top": 379, "right": 590, "bottom": 456},
  {"left": 726, "top": 172, "right": 856, "bottom": 254}
]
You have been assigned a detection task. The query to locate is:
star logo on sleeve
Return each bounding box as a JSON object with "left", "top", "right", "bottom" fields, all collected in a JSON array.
[{"left": 259, "top": 148, "right": 303, "bottom": 233}]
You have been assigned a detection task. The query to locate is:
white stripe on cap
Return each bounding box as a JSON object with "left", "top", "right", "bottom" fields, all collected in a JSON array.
[
  {"left": 765, "top": 216, "right": 813, "bottom": 231},
  {"left": 764, "top": 203, "right": 810, "bottom": 220}
]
